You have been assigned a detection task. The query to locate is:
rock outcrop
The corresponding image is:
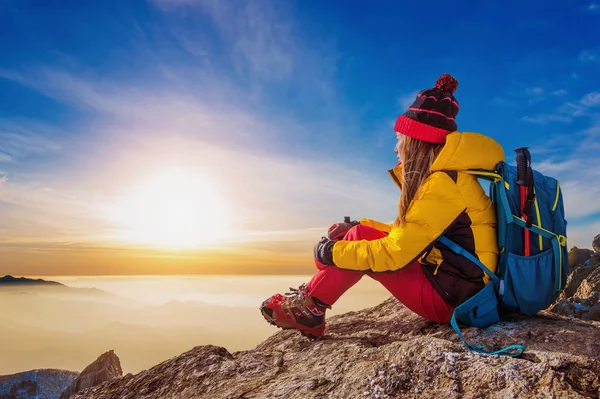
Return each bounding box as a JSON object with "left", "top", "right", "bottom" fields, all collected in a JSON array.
[
  {"left": 550, "top": 236, "right": 600, "bottom": 322},
  {"left": 0, "top": 352, "right": 122, "bottom": 399},
  {"left": 59, "top": 351, "right": 122, "bottom": 399},
  {"left": 568, "top": 247, "right": 595, "bottom": 271},
  {"left": 0, "top": 379, "right": 37, "bottom": 399},
  {"left": 70, "top": 299, "right": 599, "bottom": 399},
  {"left": 0, "top": 369, "right": 78, "bottom": 399},
  {"left": 550, "top": 260, "right": 600, "bottom": 321},
  {"left": 592, "top": 234, "right": 600, "bottom": 254}
]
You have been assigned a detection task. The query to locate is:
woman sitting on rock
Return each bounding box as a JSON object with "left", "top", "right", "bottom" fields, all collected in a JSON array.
[{"left": 260, "top": 74, "right": 504, "bottom": 339}]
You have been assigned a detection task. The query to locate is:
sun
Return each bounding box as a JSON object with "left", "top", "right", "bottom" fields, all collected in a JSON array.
[{"left": 107, "top": 167, "right": 233, "bottom": 249}]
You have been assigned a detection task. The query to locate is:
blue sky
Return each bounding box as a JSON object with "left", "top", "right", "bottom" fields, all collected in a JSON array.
[{"left": 1, "top": 0, "right": 600, "bottom": 273}]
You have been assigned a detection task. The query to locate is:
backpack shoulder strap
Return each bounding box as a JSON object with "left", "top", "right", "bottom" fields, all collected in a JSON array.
[{"left": 437, "top": 236, "right": 498, "bottom": 282}]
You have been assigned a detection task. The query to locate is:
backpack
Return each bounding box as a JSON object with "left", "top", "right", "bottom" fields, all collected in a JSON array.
[{"left": 438, "top": 147, "right": 568, "bottom": 356}]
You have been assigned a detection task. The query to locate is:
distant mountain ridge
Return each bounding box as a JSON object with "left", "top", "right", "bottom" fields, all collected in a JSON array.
[
  {"left": 0, "top": 275, "right": 113, "bottom": 298},
  {"left": 0, "top": 275, "right": 63, "bottom": 286}
]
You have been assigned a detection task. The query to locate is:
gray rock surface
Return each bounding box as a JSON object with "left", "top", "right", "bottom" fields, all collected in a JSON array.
[
  {"left": 59, "top": 351, "right": 122, "bottom": 399},
  {"left": 71, "top": 300, "right": 600, "bottom": 399},
  {"left": 0, "top": 369, "right": 78, "bottom": 399},
  {"left": 550, "top": 254, "right": 600, "bottom": 322},
  {"left": 568, "top": 247, "right": 595, "bottom": 271},
  {"left": 593, "top": 234, "right": 600, "bottom": 254}
]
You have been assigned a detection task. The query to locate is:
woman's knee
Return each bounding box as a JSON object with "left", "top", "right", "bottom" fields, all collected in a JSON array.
[{"left": 343, "top": 224, "right": 387, "bottom": 241}]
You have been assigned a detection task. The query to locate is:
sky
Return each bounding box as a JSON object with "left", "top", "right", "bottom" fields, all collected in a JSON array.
[{"left": 1, "top": 0, "right": 600, "bottom": 275}]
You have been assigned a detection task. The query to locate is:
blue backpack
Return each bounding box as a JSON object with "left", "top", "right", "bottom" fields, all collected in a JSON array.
[{"left": 438, "top": 148, "right": 568, "bottom": 356}]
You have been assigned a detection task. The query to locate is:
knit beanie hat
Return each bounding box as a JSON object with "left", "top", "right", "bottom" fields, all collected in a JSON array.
[{"left": 394, "top": 73, "right": 459, "bottom": 144}]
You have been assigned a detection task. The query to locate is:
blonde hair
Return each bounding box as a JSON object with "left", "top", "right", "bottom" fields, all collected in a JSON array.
[{"left": 394, "top": 136, "right": 444, "bottom": 227}]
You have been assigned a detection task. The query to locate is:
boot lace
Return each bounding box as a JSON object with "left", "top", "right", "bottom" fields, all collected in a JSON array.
[{"left": 284, "top": 284, "right": 308, "bottom": 307}]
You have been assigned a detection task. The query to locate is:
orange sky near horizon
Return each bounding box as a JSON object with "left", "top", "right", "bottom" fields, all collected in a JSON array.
[{"left": 0, "top": 238, "right": 318, "bottom": 276}]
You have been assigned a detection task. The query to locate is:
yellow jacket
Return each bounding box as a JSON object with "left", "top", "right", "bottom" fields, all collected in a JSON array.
[{"left": 332, "top": 132, "right": 504, "bottom": 306}]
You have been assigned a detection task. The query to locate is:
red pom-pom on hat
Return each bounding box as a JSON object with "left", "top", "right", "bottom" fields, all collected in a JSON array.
[{"left": 435, "top": 73, "right": 458, "bottom": 93}]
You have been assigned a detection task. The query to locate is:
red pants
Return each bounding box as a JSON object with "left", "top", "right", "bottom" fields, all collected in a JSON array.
[{"left": 307, "top": 225, "right": 454, "bottom": 323}]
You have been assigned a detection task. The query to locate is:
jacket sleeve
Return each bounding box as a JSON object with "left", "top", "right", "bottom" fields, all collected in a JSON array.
[
  {"left": 358, "top": 218, "right": 393, "bottom": 233},
  {"left": 332, "top": 172, "right": 466, "bottom": 272}
]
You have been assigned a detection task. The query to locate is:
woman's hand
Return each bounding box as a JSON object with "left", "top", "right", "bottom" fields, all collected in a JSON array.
[
  {"left": 327, "top": 218, "right": 359, "bottom": 240},
  {"left": 314, "top": 236, "right": 336, "bottom": 267}
]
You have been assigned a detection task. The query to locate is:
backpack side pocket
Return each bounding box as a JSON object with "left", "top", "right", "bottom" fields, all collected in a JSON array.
[{"left": 455, "top": 282, "right": 500, "bottom": 328}]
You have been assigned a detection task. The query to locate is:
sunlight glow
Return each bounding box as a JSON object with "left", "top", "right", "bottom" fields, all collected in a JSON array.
[{"left": 107, "top": 167, "right": 232, "bottom": 249}]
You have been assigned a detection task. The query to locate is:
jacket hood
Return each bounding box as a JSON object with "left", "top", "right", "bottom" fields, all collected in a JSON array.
[
  {"left": 431, "top": 132, "right": 504, "bottom": 172},
  {"left": 388, "top": 132, "right": 504, "bottom": 188}
]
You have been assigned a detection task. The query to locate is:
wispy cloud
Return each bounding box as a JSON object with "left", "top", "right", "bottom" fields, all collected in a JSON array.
[
  {"left": 523, "top": 90, "right": 600, "bottom": 124},
  {"left": 579, "top": 50, "right": 597, "bottom": 62},
  {"left": 398, "top": 91, "right": 418, "bottom": 110},
  {"left": 568, "top": 221, "right": 600, "bottom": 250},
  {"left": 170, "top": 29, "right": 210, "bottom": 59},
  {"left": 152, "top": 0, "right": 322, "bottom": 84},
  {"left": 581, "top": 91, "right": 600, "bottom": 107},
  {"left": 529, "top": 131, "right": 587, "bottom": 156},
  {"left": 535, "top": 159, "right": 583, "bottom": 174},
  {"left": 527, "top": 78, "right": 600, "bottom": 248},
  {"left": 561, "top": 177, "right": 600, "bottom": 221},
  {"left": 0, "top": 67, "right": 282, "bottom": 148},
  {"left": 151, "top": 0, "right": 200, "bottom": 4},
  {"left": 0, "top": 120, "right": 62, "bottom": 161},
  {"left": 524, "top": 87, "right": 568, "bottom": 104},
  {"left": 534, "top": 121, "right": 600, "bottom": 241},
  {"left": 0, "top": 68, "right": 117, "bottom": 113},
  {"left": 521, "top": 114, "right": 572, "bottom": 124},
  {"left": 525, "top": 87, "right": 544, "bottom": 97},
  {"left": 586, "top": 2, "right": 600, "bottom": 13},
  {"left": 558, "top": 101, "right": 588, "bottom": 117},
  {"left": 497, "top": 84, "right": 569, "bottom": 109},
  {"left": 0, "top": 180, "right": 113, "bottom": 243},
  {"left": 535, "top": 158, "right": 600, "bottom": 249}
]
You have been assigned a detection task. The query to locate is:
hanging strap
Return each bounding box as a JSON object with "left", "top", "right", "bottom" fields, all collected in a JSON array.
[
  {"left": 450, "top": 313, "right": 525, "bottom": 356},
  {"left": 438, "top": 236, "right": 526, "bottom": 357}
]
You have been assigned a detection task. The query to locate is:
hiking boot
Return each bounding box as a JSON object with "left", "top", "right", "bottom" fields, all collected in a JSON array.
[{"left": 260, "top": 284, "right": 330, "bottom": 340}]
